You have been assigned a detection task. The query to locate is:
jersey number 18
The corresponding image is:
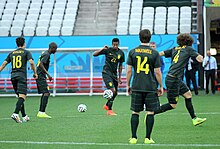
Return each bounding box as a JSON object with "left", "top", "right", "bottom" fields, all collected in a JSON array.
[{"left": 12, "top": 55, "right": 22, "bottom": 68}]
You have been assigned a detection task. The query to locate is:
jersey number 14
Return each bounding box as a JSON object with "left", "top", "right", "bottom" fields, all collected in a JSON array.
[{"left": 136, "top": 56, "right": 149, "bottom": 74}]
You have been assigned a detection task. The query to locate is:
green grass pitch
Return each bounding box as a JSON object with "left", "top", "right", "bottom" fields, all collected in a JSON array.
[{"left": 0, "top": 92, "right": 220, "bottom": 149}]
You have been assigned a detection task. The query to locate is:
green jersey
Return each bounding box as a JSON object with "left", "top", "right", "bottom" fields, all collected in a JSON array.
[
  {"left": 164, "top": 45, "right": 199, "bottom": 79},
  {"left": 37, "top": 50, "right": 51, "bottom": 78},
  {"left": 127, "top": 45, "right": 161, "bottom": 92},
  {"left": 98, "top": 47, "right": 125, "bottom": 78},
  {"left": 5, "top": 48, "right": 33, "bottom": 79}
]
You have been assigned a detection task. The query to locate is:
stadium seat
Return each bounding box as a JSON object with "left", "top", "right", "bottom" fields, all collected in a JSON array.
[
  {"left": 61, "top": 26, "right": 73, "bottom": 36},
  {"left": 64, "top": 14, "right": 76, "bottom": 20},
  {"left": 131, "top": 7, "right": 142, "bottom": 14},
  {"left": 143, "top": 7, "right": 154, "bottom": 14},
  {"left": 41, "top": 8, "right": 53, "bottom": 15},
  {"left": 0, "top": 20, "right": 12, "bottom": 27},
  {"left": 7, "top": 0, "right": 18, "bottom": 4},
  {"left": 50, "top": 19, "right": 62, "bottom": 27},
  {"left": 155, "top": 6, "right": 167, "bottom": 14},
  {"left": 14, "top": 14, "right": 26, "bottom": 21},
  {"left": 155, "top": 13, "right": 166, "bottom": 19},
  {"left": 3, "top": 8, "right": 16, "bottom": 15},
  {"left": 180, "top": 24, "right": 191, "bottom": 33},
  {"left": 12, "top": 20, "right": 25, "bottom": 28},
  {"left": 130, "top": 19, "right": 141, "bottom": 26},
  {"left": 17, "top": 3, "right": 29, "bottom": 10},
  {"left": 1, "top": 14, "right": 14, "bottom": 21},
  {"left": 39, "top": 14, "right": 52, "bottom": 20},
  {"left": 53, "top": 8, "right": 65, "bottom": 15},
  {"left": 167, "top": 24, "right": 178, "bottom": 34},
  {"left": 0, "top": 27, "right": 10, "bottom": 36},
  {"left": 129, "top": 25, "right": 140, "bottom": 35},
  {"left": 141, "top": 24, "right": 153, "bottom": 33},
  {"left": 25, "top": 20, "right": 37, "bottom": 27},
  {"left": 26, "top": 14, "right": 39, "bottom": 21},
  {"left": 52, "top": 14, "right": 64, "bottom": 20},
  {"left": 142, "top": 19, "right": 154, "bottom": 26},
  {"left": 168, "top": 6, "right": 179, "bottom": 14},
  {"left": 65, "top": 8, "right": 78, "bottom": 14},
  {"left": 180, "top": 18, "right": 191, "bottom": 25},
  {"left": 116, "top": 26, "right": 128, "bottom": 35},
  {"left": 167, "top": 18, "right": 178, "bottom": 25},
  {"left": 131, "top": 2, "right": 143, "bottom": 8},
  {"left": 118, "top": 8, "right": 130, "bottom": 14},
  {"left": 5, "top": 3, "right": 17, "bottom": 9},
  {"left": 16, "top": 9, "right": 28, "bottom": 15},
  {"left": 119, "top": 2, "right": 131, "bottom": 8},
  {"left": 36, "top": 26, "right": 48, "bottom": 36},
  {"left": 29, "top": 3, "right": 42, "bottom": 10},
  {"left": 19, "top": 0, "right": 31, "bottom": 3},
  {"left": 117, "top": 19, "right": 129, "bottom": 26},
  {"left": 37, "top": 20, "right": 50, "bottom": 27},
  {"left": 54, "top": 2, "right": 66, "bottom": 9},
  {"left": 10, "top": 26, "right": 23, "bottom": 36},
  {"left": 48, "top": 26, "right": 60, "bottom": 36},
  {"left": 23, "top": 26, "right": 35, "bottom": 36},
  {"left": 154, "top": 25, "right": 166, "bottom": 34},
  {"left": 42, "top": 2, "right": 54, "bottom": 9},
  {"left": 62, "top": 19, "right": 75, "bottom": 27},
  {"left": 28, "top": 8, "right": 41, "bottom": 15}
]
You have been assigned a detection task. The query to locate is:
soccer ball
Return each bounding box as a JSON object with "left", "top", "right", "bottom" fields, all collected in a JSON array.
[
  {"left": 77, "top": 104, "right": 87, "bottom": 112},
  {"left": 103, "top": 89, "right": 113, "bottom": 99}
]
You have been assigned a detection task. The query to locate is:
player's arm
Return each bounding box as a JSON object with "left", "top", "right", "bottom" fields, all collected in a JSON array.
[
  {"left": 126, "top": 65, "right": 132, "bottom": 95},
  {"left": 118, "top": 63, "right": 123, "bottom": 84},
  {"left": 29, "top": 59, "right": 38, "bottom": 79},
  {"left": 159, "top": 51, "right": 165, "bottom": 56},
  {"left": 195, "top": 54, "right": 203, "bottom": 63},
  {"left": 93, "top": 45, "right": 108, "bottom": 56},
  {"left": 39, "top": 62, "right": 52, "bottom": 81},
  {"left": 0, "top": 61, "right": 8, "bottom": 72},
  {"left": 155, "top": 67, "right": 163, "bottom": 96}
]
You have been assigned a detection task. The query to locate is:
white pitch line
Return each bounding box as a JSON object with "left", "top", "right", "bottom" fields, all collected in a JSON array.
[
  {"left": 0, "top": 141, "right": 220, "bottom": 147},
  {"left": 0, "top": 112, "right": 220, "bottom": 120}
]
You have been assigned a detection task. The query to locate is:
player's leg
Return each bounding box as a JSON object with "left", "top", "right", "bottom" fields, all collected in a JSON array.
[
  {"left": 11, "top": 77, "right": 27, "bottom": 123},
  {"left": 36, "top": 77, "right": 51, "bottom": 118},
  {"left": 129, "top": 91, "right": 143, "bottom": 144},
  {"left": 181, "top": 83, "right": 206, "bottom": 126},
  {"left": 102, "top": 73, "right": 117, "bottom": 115},
  {"left": 154, "top": 75, "right": 178, "bottom": 114},
  {"left": 144, "top": 92, "right": 160, "bottom": 144}
]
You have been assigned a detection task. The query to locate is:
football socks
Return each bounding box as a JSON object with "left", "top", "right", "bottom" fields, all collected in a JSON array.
[
  {"left": 185, "top": 98, "right": 196, "bottom": 119},
  {"left": 14, "top": 97, "right": 24, "bottom": 114},
  {"left": 146, "top": 114, "right": 154, "bottom": 139},
  {"left": 154, "top": 103, "right": 173, "bottom": 114},
  {"left": 130, "top": 114, "right": 139, "bottom": 139}
]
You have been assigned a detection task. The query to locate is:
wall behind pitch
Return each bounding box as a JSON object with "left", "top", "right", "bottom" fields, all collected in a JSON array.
[{"left": 0, "top": 35, "right": 198, "bottom": 88}]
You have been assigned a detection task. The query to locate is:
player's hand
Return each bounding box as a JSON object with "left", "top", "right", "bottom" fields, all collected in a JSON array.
[
  {"left": 127, "top": 86, "right": 132, "bottom": 95},
  {"left": 118, "top": 78, "right": 122, "bottom": 84},
  {"left": 103, "top": 45, "right": 108, "bottom": 50},
  {"left": 33, "top": 74, "right": 38, "bottom": 80},
  {"left": 157, "top": 87, "right": 163, "bottom": 96},
  {"left": 48, "top": 75, "right": 53, "bottom": 82}
]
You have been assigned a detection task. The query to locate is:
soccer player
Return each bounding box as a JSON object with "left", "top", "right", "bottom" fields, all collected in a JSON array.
[
  {"left": 0, "top": 37, "right": 38, "bottom": 123},
  {"left": 154, "top": 33, "right": 206, "bottom": 126},
  {"left": 36, "top": 42, "right": 57, "bottom": 118},
  {"left": 93, "top": 38, "right": 125, "bottom": 116},
  {"left": 127, "top": 29, "right": 163, "bottom": 144}
]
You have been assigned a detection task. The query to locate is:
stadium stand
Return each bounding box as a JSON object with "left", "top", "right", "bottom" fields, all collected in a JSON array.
[{"left": 0, "top": 0, "right": 198, "bottom": 36}]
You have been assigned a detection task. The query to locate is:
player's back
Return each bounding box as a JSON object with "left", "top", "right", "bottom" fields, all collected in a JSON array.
[
  {"left": 167, "top": 46, "right": 198, "bottom": 79},
  {"left": 128, "top": 45, "right": 161, "bottom": 92},
  {"left": 8, "top": 48, "right": 31, "bottom": 78}
]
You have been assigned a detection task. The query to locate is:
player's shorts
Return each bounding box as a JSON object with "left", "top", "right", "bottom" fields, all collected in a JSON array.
[
  {"left": 130, "top": 91, "right": 160, "bottom": 112},
  {"left": 11, "top": 76, "right": 27, "bottom": 95},
  {"left": 102, "top": 73, "right": 118, "bottom": 90},
  {"left": 165, "top": 75, "right": 189, "bottom": 104},
  {"left": 36, "top": 74, "right": 49, "bottom": 94}
]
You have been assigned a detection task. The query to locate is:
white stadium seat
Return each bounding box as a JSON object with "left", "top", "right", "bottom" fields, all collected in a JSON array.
[{"left": 61, "top": 26, "right": 73, "bottom": 36}]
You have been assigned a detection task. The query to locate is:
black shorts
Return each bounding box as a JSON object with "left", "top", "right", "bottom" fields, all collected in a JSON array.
[
  {"left": 165, "top": 75, "right": 189, "bottom": 104},
  {"left": 130, "top": 91, "right": 160, "bottom": 112},
  {"left": 36, "top": 75, "right": 49, "bottom": 94},
  {"left": 102, "top": 73, "right": 118, "bottom": 90},
  {"left": 11, "top": 76, "right": 27, "bottom": 95}
]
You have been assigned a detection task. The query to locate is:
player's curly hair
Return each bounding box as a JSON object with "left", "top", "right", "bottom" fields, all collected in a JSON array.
[
  {"left": 16, "top": 36, "right": 25, "bottom": 47},
  {"left": 139, "top": 29, "right": 151, "bottom": 43},
  {"left": 177, "top": 33, "right": 194, "bottom": 46}
]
